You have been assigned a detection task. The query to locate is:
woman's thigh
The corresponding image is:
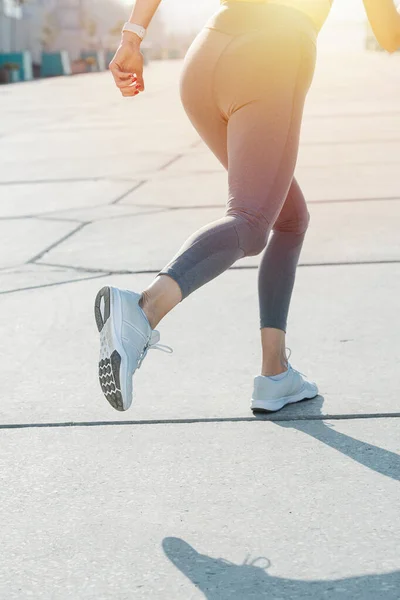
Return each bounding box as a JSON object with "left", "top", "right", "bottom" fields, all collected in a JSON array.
[
  {"left": 179, "top": 27, "right": 231, "bottom": 168},
  {"left": 180, "top": 22, "right": 315, "bottom": 226},
  {"left": 220, "top": 29, "right": 315, "bottom": 224}
]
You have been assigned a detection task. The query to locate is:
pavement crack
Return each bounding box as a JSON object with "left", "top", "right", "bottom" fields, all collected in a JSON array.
[
  {"left": 1, "top": 413, "right": 399, "bottom": 430},
  {"left": 302, "top": 138, "right": 400, "bottom": 146},
  {"left": 158, "top": 154, "right": 184, "bottom": 171},
  {"left": 27, "top": 222, "right": 89, "bottom": 264},
  {"left": 117, "top": 197, "right": 400, "bottom": 211},
  {"left": 0, "top": 177, "right": 104, "bottom": 186},
  {"left": 35, "top": 216, "right": 84, "bottom": 224},
  {"left": 111, "top": 180, "right": 148, "bottom": 205},
  {"left": 298, "top": 259, "right": 400, "bottom": 268},
  {"left": 309, "top": 196, "right": 400, "bottom": 205},
  {"left": 0, "top": 273, "right": 108, "bottom": 295},
  {"left": 304, "top": 110, "right": 400, "bottom": 119},
  {"left": 38, "top": 262, "right": 117, "bottom": 274},
  {"left": 26, "top": 259, "right": 400, "bottom": 280}
]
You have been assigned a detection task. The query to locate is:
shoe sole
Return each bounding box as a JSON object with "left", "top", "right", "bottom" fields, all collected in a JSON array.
[
  {"left": 251, "top": 386, "right": 319, "bottom": 414},
  {"left": 94, "top": 286, "right": 131, "bottom": 412}
]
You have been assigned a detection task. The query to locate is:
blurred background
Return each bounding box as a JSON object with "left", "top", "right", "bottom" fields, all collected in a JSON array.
[{"left": 0, "top": 0, "right": 399, "bottom": 83}]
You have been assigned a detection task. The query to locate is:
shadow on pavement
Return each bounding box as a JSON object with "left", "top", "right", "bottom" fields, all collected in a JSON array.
[
  {"left": 162, "top": 537, "right": 400, "bottom": 599},
  {"left": 268, "top": 397, "right": 400, "bottom": 482}
]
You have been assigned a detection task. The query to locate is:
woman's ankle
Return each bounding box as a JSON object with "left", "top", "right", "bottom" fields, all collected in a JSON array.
[
  {"left": 139, "top": 290, "right": 158, "bottom": 329},
  {"left": 261, "top": 360, "right": 288, "bottom": 377},
  {"left": 138, "top": 276, "right": 182, "bottom": 330},
  {"left": 260, "top": 328, "right": 288, "bottom": 376}
]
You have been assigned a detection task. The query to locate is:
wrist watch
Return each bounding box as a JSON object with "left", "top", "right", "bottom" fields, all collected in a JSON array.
[{"left": 122, "top": 22, "right": 146, "bottom": 41}]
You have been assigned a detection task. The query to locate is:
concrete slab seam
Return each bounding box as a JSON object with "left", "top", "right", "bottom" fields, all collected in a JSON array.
[
  {"left": 0, "top": 272, "right": 108, "bottom": 296},
  {"left": 110, "top": 180, "right": 148, "bottom": 205},
  {"left": 27, "top": 222, "right": 89, "bottom": 264},
  {"left": 33, "top": 259, "right": 400, "bottom": 278},
  {"left": 1, "top": 413, "right": 400, "bottom": 430}
]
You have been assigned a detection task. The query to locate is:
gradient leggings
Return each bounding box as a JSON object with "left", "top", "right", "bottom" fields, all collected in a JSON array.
[{"left": 160, "top": 3, "right": 317, "bottom": 332}]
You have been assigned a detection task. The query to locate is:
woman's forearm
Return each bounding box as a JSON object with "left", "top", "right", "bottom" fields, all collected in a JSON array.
[
  {"left": 122, "top": 0, "right": 162, "bottom": 44},
  {"left": 363, "top": 0, "right": 400, "bottom": 52}
]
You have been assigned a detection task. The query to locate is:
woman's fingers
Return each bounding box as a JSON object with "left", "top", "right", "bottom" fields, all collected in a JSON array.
[
  {"left": 111, "top": 68, "right": 144, "bottom": 96},
  {"left": 121, "top": 85, "right": 140, "bottom": 97},
  {"left": 113, "top": 70, "right": 143, "bottom": 97},
  {"left": 110, "top": 64, "right": 133, "bottom": 86},
  {"left": 118, "top": 80, "right": 139, "bottom": 91},
  {"left": 114, "top": 65, "right": 144, "bottom": 90},
  {"left": 109, "top": 57, "right": 144, "bottom": 97},
  {"left": 135, "top": 73, "right": 145, "bottom": 92},
  {"left": 122, "top": 90, "right": 140, "bottom": 98}
]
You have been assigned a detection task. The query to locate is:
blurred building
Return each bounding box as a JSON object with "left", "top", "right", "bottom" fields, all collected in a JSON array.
[
  {"left": 1, "top": 0, "right": 82, "bottom": 61},
  {"left": 0, "top": 0, "right": 23, "bottom": 53},
  {"left": 0, "top": 0, "right": 168, "bottom": 64}
]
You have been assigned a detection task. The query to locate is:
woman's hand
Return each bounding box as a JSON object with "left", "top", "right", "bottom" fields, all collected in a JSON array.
[{"left": 109, "top": 38, "right": 145, "bottom": 98}]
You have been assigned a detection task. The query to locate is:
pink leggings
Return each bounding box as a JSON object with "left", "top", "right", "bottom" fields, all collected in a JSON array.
[{"left": 160, "top": 2, "right": 317, "bottom": 332}]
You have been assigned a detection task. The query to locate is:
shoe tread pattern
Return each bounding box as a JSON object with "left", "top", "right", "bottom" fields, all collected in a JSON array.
[
  {"left": 95, "top": 287, "right": 125, "bottom": 412},
  {"left": 99, "top": 351, "right": 124, "bottom": 411}
]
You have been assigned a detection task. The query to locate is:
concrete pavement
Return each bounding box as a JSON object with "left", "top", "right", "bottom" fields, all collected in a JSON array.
[{"left": 0, "top": 48, "right": 399, "bottom": 599}]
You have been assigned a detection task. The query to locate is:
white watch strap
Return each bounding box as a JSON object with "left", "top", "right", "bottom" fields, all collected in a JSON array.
[{"left": 122, "top": 22, "right": 146, "bottom": 40}]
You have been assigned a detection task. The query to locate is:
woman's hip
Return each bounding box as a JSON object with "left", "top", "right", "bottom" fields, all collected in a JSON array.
[
  {"left": 205, "top": 1, "right": 317, "bottom": 44},
  {"left": 180, "top": 10, "right": 317, "bottom": 120}
]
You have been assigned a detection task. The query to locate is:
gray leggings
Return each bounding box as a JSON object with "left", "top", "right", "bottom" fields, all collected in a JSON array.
[{"left": 160, "top": 2, "right": 317, "bottom": 332}]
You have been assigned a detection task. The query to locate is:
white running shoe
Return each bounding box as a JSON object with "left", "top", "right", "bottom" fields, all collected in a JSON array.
[
  {"left": 251, "top": 364, "right": 318, "bottom": 414},
  {"left": 94, "top": 286, "right": 172, "bottom": 411}
]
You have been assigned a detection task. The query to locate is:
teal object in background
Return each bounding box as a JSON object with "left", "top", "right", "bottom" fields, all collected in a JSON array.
[
  {"left": 105, "top": 51, "right": 115, "bottom": 68},
  {"left": 81, "top": 51, "right": 106, "bottom": 72},
  {"left": 8, "top": 68, "right": 20, "bottom": 83},
  {"left": 0, "top": 51, "right": 33, "bottom": 81},
  {"left": 41, "top": 52, "right": 71, "bottom": 78}
]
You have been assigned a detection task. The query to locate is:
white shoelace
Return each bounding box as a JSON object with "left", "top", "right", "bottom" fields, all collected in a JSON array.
[
  {"left": 137, "top": 330, "right": 173, "bottom": 369},
  {"left": 285, "top": 348, "right": 306, "bottom": 377}
]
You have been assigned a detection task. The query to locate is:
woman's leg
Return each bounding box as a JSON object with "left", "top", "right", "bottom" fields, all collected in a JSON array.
[
  {"left": 141, "top": 177, "right": 309, "bottom": 361},
  {"left": 259, "top": 178, "right": 310, "bottom": 375},
  {"left": 140, "top": 28, "right": 233, "bottom": 329},
  {"left": 140, "top": 25, "right": 315, "bottom": 373}
]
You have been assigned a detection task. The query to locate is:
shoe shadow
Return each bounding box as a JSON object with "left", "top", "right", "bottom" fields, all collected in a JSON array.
[
  {"left": 162, "top": 537, "right": 400, "bottom": 600},
  {"left": 256, "top": 396, "right": 400, "bottom": 483}
]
